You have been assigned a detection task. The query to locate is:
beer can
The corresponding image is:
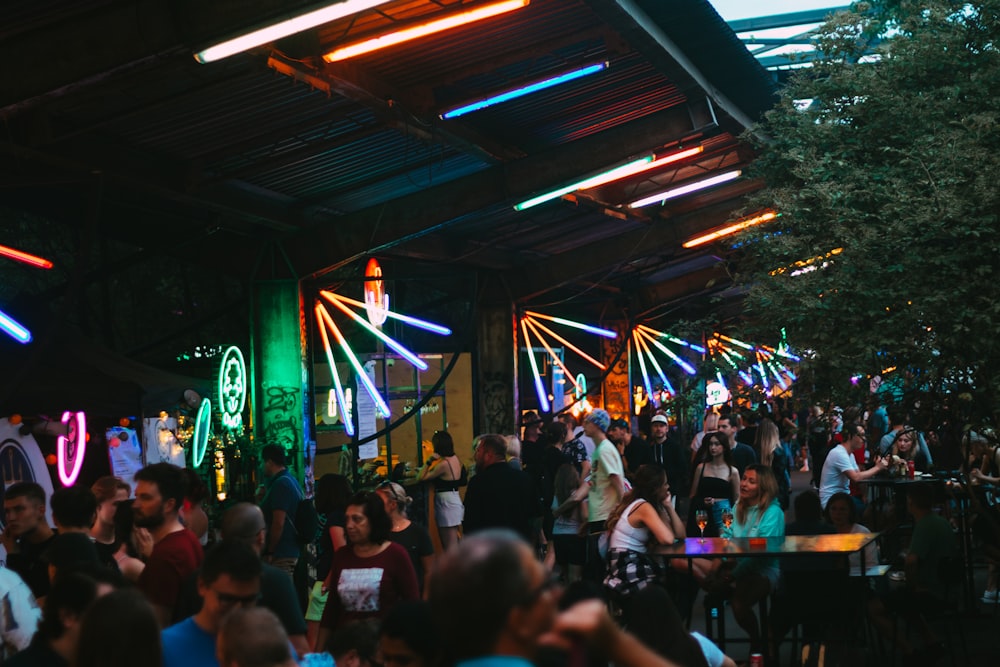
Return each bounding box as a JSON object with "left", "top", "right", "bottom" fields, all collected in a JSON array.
[
  {"left": 750, "top": 653, "right": 764, "bottom": 667},
  {"left": 907, "top": 460, "right": 915, "bottom": 479}
]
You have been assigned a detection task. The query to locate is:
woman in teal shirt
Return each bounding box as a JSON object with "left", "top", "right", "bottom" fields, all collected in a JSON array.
[{"left": 719, "top": 464, "right": 785, "bottom": 655}]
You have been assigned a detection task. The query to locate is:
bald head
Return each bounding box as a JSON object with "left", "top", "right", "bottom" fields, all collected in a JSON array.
[
  {"left": 217, "top": 607, "right": 295, "bottom": 667},
  {"left": 221, "top": 503, "right": 267, "bottom": 552}
]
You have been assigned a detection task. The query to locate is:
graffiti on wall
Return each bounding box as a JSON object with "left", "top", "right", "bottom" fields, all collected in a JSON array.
[
  {"left": 601, "top": 322, "right": 630, "bottom": 418},
  {"left": 261, "top": 384, "right": 302, "bottom": 456},
  {"left": 480, "top": 371, "right": 514, "bottom": 435}
]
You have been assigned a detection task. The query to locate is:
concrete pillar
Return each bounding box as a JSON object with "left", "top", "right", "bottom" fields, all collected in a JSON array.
[
  {"left": 475, "top": 302, "right": 517, "bottom": 435},
  {"left": 601, "top": 320, "right": 631, "bottom": 419},
  {"left": 251, "top": 280, "right": 310, "bottom": 487}
]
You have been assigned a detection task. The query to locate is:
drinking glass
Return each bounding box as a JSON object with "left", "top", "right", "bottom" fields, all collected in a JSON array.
[
  {"left": 721, "top": 509, "right": 734, "bottom": 539},
  {"left": 695, "top": 509, "right": 709, "bottom": 543}
]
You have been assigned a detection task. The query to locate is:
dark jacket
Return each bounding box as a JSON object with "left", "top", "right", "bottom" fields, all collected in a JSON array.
[{"left": 463, "top": 462, "right": 538, "bottom": 541}]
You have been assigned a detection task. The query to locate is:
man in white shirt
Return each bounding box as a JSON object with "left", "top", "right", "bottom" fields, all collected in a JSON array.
[
  {"left": 583, "top": 409, "right": 624, "bottom": 582},
  {"left": 819, "top": 425, "right": 887, "bottom": 508}
]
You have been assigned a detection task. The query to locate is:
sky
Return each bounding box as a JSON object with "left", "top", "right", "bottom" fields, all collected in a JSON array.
[{"left": 708, "top": 1, "right": 850, "bottom": 63}]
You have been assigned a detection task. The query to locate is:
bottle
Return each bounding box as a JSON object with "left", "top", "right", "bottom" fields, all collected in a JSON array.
[
  {"left": 907, "top": 460, "right": 915, "bottom": 479},
  {"left": 750, "top": 653, "right": 764, "bottom": 667}
]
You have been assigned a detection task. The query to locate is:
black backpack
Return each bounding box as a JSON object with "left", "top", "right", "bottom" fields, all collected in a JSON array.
[{"left": 293, "top": 496, "right": 320, "bottom": 545}]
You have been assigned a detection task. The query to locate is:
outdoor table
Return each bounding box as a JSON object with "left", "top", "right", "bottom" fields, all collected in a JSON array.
[{"left": 653, "top": 534, "right": 880, "bottom": 654}]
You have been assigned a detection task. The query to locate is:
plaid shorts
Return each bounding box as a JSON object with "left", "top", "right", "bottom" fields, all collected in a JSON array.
[{"left": 604, "top": 548, "right": 666, "bottom": 596}]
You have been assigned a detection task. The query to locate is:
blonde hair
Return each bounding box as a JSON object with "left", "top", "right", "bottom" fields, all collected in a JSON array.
[
  {"left": 756, "top": 420, "right": 780, "bottom": 467},
  {"left": 736, "top": 464, "right": 778, "bottom": 525}
]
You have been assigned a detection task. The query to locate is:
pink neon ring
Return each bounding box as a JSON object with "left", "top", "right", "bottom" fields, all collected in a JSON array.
[{"left": 57, "top": 410, "right": 87, "bottom": 486}]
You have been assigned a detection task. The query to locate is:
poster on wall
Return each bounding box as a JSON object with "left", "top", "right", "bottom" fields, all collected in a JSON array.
[
  {"left": 356, "top": 361, "right": 378, "bottom": 460},
  {"left": 142, "top": 415, "right": 186, "bottom": 467},
  {"left": 106, "top": 427, "right": 143, "bottom": 493},
  {"left": 0, "top": 418, "right": 56, "bottom": 567}
]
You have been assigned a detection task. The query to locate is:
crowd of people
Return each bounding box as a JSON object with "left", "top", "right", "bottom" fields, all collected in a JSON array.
[{"left": 0, "top": 400, "right": 987, "bottom": 667}]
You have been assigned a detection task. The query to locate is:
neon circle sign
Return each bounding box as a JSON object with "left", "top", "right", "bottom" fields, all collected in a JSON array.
[
  {"left": 218, "top": 346, "right": 247, "bottom": 430},
  {"left": 57, "top": 410, "right": 86, "bottom": 487},
  {"left": 192, "top": 398, "right": 211, "bottom": 468},
  {"left": 364, "top": 258, "right": 389, "bottom": 328}
]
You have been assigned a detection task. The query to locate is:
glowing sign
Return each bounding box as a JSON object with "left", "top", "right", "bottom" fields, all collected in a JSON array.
[
  {"left": 571, "top": 374, "right": 592, "bottom": 417},
  {"left": 57, "top": 411, "right": 87, "bottom": 487},
  {"left": 192, "top": 398, "right": 211, "bottom": 468},
  {"left": 218, "top": 346, "right": 247, "bottom": 430},
  {"left": 364, "top": 258, "right": 389, "bottom": 328},
  {"left": 705, "top": 382, "right": 730, "bottom": 407}
]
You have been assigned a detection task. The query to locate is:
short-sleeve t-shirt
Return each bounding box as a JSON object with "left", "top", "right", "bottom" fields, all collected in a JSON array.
[
  {"left": 588, "top": 438, "right": 624, "bottom": 523},
  {"left": 320, "top": 542, "right": 419, "bottom": 631},
  {"left": 261, "top": 469, "right": 303, "bottom": 559},
  {"left": 909, "top": 512, "right": 957, "bottom": 597},
  {"left": 161, "top": 617, "right": 216, "bottom": 667},
  {"left": 388, "top": 523, "right": 434, "bottom": 594},
  {"left": 139, "top": 529, "right": 203, "bottom": 611},
  {"left": 819, "top": 445, "right": 857, "bottom": 508}
]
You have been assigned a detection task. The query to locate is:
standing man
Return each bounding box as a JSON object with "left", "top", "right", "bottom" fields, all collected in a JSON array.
[
  {"left": 584, "top": 409, "right": 624, "bottom": 581},
  {"left": 162, "top": 540, "right": 262, "bottom": 667},
  {"left": 819, "top": 425, "right": 887, "bottom": 509},
  {"left": 134, "top": 462, "right": 204, "bottom": 626},
  {"left": 648, "top": 414, "right": 690, "bottom": 517},
  {"left": 463, "top": 434, "right": 536, "bottom": 541},
  {"left": 2, "top": 482, "right": 56, "bottom": 600},
  {"left": 259, "top": 445, "right": 304, "bottom": 579},
  {"left": 608, "top": 418, "right": 651, "bottom": 479},
  {"left": 719, "top": 414, "right": 757, "bottom": 478}
]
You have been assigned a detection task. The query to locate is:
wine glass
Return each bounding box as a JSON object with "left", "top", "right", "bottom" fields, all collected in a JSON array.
[
  {"left": 721, "top": 509, "right": 734, "bottom": 539},
  {"left": 695, "top": 509, "right": 709, "bottom": 543}
]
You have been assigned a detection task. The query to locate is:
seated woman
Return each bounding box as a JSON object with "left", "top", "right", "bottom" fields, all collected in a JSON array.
[
  {"left": 688, "top": 431, "right": 740, "bottom": 537},
  {"left": 603, "top": 465, "right": 688, "bottom": 599},
  {"left": 889, "top": 428, "right": 929, "bottom": 473},
  {"left": 718, "top": 464, "right": 785, "bottom": 656},
  {"left": 826, "top": 492, "right": 878, "bottom": 572}
]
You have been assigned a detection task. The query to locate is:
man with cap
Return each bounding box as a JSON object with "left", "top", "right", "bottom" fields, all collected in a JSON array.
[
  {"left": 608, "top": 417, "right": 651, "bottom": 479},
  {"left": 582, "top": 409, "right": 624, "bottom": 581},
  {"left": 649, "top": 413, "right": 690, "bottom": 518}
]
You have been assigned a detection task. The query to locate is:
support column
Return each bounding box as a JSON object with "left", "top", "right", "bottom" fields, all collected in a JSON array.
[
  {"left": 475, "top": 302, "right": 517, "bottom": 435},
  {"left": 601, "top": 320, "right": 630, "bottom": 419},
  {"left": 252, "top": 280, "right": 310, "bottom": 486}
]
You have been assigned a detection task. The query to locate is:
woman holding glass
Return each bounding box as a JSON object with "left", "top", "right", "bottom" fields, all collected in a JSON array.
[
  {"left": 889, "top": 428, "right": 929, "bottom": 473},
  {"left": 718, "top": 464, "right": 785, "bottom": 656},
  {"left": 688, "top": 431, "right": 740, "bottom": 538}
]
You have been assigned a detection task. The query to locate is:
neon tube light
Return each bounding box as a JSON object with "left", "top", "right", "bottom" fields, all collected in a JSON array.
[
  {"left": 57, "top": 411, "right": 87, "bottom": 487},
  {"left": 637, "top": 328, "right": 697, "bottom": 375},
  {"left": 0, "top": 308, "right": 31, "bottom": 344},
  {"left": 192, "top": 398, "right": 211, "bottom": 468},
  {"left": 739, "top": 371, "right": 754, "bottom": 386},
  {"left": 716, "top": 334, "right": 754, "bottom": 351},
  {"left": 195, "top": 0, "right": 395, "bottom": 63},
  {"left": 523, "top": 318, "right": 582, "bottom": 395},
  {"left": 218, "top": 346, "right": 247, "bottom": 430},
  {"left": 683, "top": 211, "right": 779, "bottom": 248},
  {"left": 520, "top": 319, "right": 551, "bottom": 413},
  {"left": 315, "top": 304, "right": 354, "bottom": 436},
  {"left": 516, "top": 157, "right": 652, "bottom": 210},
  {"left": 324, "top": 0, "right": 530, "bottom": 62},
  {"left": 0, "top": 244, "right": 53, "bottom": 269},
  {"left": 629, "top": 170, "right": 742, "bottom": 208},
  {"left": 524, "top": 311, "right": 617, "bottom": 338},
  {"left": 634, "top": 331, "right": 675, "bottom": 395},
  {"left": 718, "top": 349, "right": 740, "bottom": 370},
  {"left": 514, "top": 145, "right": 704, "bottom": 211},
  {"left": 632, "top": 332, "right": 655, "bottom": 403},
  {"left": 443, "top": 62, "right": 607, "bottom": 119},
  {"left": 317, "top": 304, "right": 392, "bottom": 418},
  {"left": 525, "top": 318, "right": 606, "bottom": 370},
  {"left": 323, "top": 292, "right": 452, "bottom": 335},
  {"left": 323, "top": 293, "right": 429, "bottom": 371},
  {"left": 637, "top": 324, "right": 706, "bottom": 353}
]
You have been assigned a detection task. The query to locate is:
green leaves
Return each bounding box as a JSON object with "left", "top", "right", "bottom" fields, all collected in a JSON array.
[{"left": 736, "top": 0, "right": 1000, "bottom": 425}]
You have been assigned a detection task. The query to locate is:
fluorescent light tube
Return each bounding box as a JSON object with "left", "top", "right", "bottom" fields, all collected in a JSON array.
[{"left": 629, "top": 170, "right": 742, "bottom": 208}]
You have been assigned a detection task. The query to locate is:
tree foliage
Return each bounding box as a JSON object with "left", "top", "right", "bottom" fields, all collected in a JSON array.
[{"left": 736, "top": 0, "right": 1000, "bottom": 429}]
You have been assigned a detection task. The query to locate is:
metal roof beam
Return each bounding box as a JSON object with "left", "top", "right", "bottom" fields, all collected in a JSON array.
[{"left": 726, "top": 7, "right": 851, "bottom": 33}]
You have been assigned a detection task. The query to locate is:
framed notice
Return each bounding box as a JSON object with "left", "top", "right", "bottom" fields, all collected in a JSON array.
[{"left": 106, "top": 428, "right": 143, "bottom": 494}]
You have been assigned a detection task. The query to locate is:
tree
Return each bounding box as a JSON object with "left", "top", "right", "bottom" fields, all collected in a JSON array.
[{"left": 736, "top": 0, "right": 1000, "bottom": 432}]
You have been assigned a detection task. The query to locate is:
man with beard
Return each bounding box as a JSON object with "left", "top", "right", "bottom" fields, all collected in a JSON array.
[
  {"left": 134, "top": 462, "right": 204, "bottom": 626},
  {"left": 2, "top": 482, "right": 56, "bottom": 600}
]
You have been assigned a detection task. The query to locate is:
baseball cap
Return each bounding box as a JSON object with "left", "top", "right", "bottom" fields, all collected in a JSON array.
[
  {"left": 651, "top": 414, "right": 668, "bottom": 425},
  {"left": 586, "top": 409, "right": 611, "bottom": 433},
  {"left": 609, "top": 418, "right": 629, "bottom": 431}
]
